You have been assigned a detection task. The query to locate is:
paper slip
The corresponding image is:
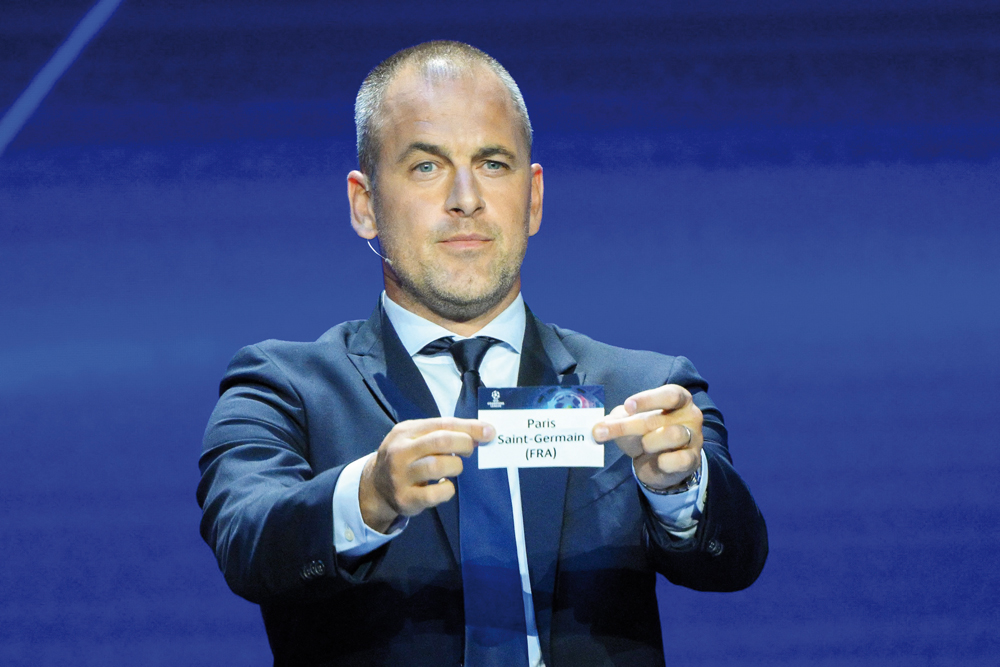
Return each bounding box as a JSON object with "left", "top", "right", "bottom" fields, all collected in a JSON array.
[{"left": 477, "top": 385, "right": 606, "bottom": 469}]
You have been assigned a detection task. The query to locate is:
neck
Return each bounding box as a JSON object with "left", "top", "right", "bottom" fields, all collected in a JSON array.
[{"left": 384, "top": 278, "right": 522, "bottom": 337}]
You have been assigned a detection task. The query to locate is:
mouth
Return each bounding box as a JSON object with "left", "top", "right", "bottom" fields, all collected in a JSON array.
[{"left": 438, "top": 233, "right": 493, "bottom": 250}]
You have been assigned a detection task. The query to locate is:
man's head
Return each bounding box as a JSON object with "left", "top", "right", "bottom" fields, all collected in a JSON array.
[
  {"left": 347, "top": 41, "right": 543, "bottom": 331},
  {"left": 355, "top": 41, "right": 532, "bottom": 185}
]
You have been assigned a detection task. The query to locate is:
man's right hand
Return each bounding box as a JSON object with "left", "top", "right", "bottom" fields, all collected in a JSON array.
[{"left": 359, "top": 418, "right": 495, "bottom": 533}]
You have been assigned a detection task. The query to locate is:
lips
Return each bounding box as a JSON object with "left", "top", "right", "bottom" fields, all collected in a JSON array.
[
  {"left": 441, "top": 233, "right": 491, "bottom": 242},
  {"left": 438, "top": 233, "right": 492, "bottom": 249}
]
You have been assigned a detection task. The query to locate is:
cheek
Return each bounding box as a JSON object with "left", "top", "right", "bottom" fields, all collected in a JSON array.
[
  {"left": 373, "top": 197, "right": 412, "bottom": 242},
  {"left": 484, "top": 187, "right": 530, "bottom": 226}
]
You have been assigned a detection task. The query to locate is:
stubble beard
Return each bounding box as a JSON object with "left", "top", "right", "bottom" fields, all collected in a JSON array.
[
  {"left": 376, "top": 211, "right": 526, "bottom": 323},
  {"left": 398, "top": 254, "right": 520, "bottom": 323}
]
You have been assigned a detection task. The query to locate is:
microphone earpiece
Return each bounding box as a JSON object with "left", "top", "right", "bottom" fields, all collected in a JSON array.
[{"left": 367, "top": 238, "right": 393, "bottom": 265}]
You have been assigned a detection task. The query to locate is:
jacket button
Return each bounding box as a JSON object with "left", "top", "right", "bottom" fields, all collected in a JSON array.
[
  {"left": 707, "top": 539, "right": 724, "bottom": 556},
  {"left": 300, "top": 560, "right": 326, "bottom": 580}
]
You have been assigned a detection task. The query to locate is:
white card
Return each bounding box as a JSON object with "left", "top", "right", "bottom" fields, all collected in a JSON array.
[{"left": 477, "top": 385, "right": 606, "bottom": 469}]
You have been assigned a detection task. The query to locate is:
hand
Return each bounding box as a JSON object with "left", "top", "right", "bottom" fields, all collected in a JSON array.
[
  {"left": 592, "top": 385, "right": 703, "bottom": 492},
  {"left": 359, "top": 418, "right": 495, "bottom": 533}
]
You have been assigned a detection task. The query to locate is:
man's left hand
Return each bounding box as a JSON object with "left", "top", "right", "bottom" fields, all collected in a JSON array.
[{"left": 592, "top": 385, "right": 703, "bottom": 491}]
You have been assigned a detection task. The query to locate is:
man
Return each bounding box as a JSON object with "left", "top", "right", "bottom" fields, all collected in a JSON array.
[{"left": 198, "top": 41, "right": 767, "bottom": 666}]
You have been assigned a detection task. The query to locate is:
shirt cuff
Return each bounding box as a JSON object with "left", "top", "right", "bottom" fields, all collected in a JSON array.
[
  {"left": 333, "top": 453, "right": 408, "bottom": 559},
  {"left": 635, "top": 449, "right": 709, "bottom": 540}
]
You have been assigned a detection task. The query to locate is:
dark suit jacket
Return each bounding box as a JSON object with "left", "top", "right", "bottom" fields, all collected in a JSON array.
[{"left": 197, "top": 303, "right": 768, "bottom": 666}]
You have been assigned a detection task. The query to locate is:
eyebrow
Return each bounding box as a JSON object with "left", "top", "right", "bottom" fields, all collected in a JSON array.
[
  {"left": 398, "top": 142, "right": 451, "bottom": 164},
  {"left": 472, "top": 145, "right": 518, "bottom": 163},
  {"left": 396, "top": 142, "right": 519, "bottom": 165}
]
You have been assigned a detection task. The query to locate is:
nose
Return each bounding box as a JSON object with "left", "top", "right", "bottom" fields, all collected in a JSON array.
[{"left": 445, "top": 167, "right": 484, "bottom": 217}]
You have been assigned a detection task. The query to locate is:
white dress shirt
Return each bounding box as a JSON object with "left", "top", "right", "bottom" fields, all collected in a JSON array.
[{"left": 331, "top": 292, "right": 708, "bottom": 666}]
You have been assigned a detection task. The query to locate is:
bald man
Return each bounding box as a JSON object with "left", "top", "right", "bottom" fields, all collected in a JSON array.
[{"left": 198, "top": 41, "right": 767, "bottom": 667}]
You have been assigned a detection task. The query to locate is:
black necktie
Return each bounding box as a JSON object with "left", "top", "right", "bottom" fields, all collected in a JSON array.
[
  {"left": 420, "top": 336, "right": 499, "bottom": 419},
  {"left": 418, "top": 336, "right": 530, "bottom": 666}
]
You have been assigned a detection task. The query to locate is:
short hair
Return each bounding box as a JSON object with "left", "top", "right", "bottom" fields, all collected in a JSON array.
[{"left": 355, "top": 41, "right": 532, "bottom": 183}]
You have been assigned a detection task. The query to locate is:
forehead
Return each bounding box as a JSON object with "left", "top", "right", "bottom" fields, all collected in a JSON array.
[{"left": 378, "top": 64, "right": 524, "bottom": 156}]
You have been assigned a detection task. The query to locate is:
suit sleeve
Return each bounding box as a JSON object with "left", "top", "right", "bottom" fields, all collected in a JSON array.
[
  {"left": 641, "top": 355, "right": 769, "bottom": 592},
  {"left": 196, "top": 344, "right": 387, "bottom": 604}
]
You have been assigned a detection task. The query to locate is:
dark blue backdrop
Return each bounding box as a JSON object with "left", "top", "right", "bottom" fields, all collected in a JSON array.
[{"left": 2, "top": 1, "right": 998, "bottom": 664}]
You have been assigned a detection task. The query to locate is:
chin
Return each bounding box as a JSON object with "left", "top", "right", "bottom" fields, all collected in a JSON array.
[{"left": 424, "top": 278, "right": 516, "bottom": 322}]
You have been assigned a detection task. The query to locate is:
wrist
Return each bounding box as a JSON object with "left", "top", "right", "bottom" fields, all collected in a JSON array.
[
  {"left": 636, "top": 464, "right": 701, "bottom": 496},
  {"left": 359, "top": 457, "right": 399, "bottom": 533}
]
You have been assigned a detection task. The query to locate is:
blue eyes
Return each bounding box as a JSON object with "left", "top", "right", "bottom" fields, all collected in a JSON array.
[{"left": 412, "top": 161, "right": 507, "bottom": 174}]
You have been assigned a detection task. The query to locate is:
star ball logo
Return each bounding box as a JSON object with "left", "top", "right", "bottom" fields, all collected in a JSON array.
[{"left": 487, "top": 390, "right": 505, "bottom": 408}]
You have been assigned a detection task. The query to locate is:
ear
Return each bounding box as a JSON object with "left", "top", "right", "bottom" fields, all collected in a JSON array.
[
  {"left": 348, "top": 170, "right": 378, "bottom": 239},
  {"left": 528, "top": 163, "right": 543, "bottom": 236}
]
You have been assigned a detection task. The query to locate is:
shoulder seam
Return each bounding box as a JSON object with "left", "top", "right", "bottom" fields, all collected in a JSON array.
[{"left": 246, "top": 343, "right": 311, "bottom": 446}]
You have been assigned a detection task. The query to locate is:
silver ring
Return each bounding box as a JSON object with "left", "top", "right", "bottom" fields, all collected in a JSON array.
[{"left": 680, "top": 425, "right": 693, "bottom": 445}]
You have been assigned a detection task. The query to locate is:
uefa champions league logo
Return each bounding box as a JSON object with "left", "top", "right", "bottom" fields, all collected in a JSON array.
[{"left": 487, "top": 390, "right": 505, "bottom": 408}]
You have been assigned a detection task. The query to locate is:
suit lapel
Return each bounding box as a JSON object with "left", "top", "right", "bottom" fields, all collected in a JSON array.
[
  {"left": 518, "top": 306, "right": 582, "bottom": 662},
  {"left": 346, "top": 304, "right": 461, "bottom": 562},
  {"left": 347, "top": 304, "right": 440, "bottom": 423}
]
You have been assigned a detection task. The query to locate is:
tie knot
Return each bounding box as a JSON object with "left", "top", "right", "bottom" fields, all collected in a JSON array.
[{"left": 419, "top": 336, "right": 499, "bottom": 375}]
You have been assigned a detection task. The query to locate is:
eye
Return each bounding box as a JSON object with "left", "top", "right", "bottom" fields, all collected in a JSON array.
[
  {"left": 415, "top": 162, "right": 436, "bottom": 173},
  {"left": 484, "top": 160, "right": 506, "bottom": 171}
]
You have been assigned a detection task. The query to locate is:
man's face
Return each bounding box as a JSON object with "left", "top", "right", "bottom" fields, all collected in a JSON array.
[{"left": 357, "top": 64, "right": 542, "bottom": 323}]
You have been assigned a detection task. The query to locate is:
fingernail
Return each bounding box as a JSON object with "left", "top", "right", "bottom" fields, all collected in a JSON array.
[
  {"left": 483, "top": 425, "right": 496, "bottom": 441},
  {"left": 594, "top": 426, "right": 608, "bottom": 441},
  {"left": 625, "top": 399, "right": 637, "bottom": 414}
]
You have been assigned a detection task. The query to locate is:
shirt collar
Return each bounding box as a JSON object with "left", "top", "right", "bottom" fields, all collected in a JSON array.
[{"left": 382, "top": 291, "right": 526, "bottom": 357}]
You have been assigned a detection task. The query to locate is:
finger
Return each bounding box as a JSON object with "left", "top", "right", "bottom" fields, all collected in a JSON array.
[
  {"left": 409, "top": 430, "right": 478, "bottom": 459},
  {"left": 412, "top": 478, "right": 456, "bottom": 510},
  {"left": 653, "top": 447, "right": 702, "bottom": 477},
  {"left": 410, "top": 454, "right": 465, "bottom": 484},
  {"left": 623, "top": 385, "right": 691, "bottom": 415},
  {"left": 400, "top": 417, "right": 496, "bottom": 443},
  {"left": 607, "top": 405, "right": 630, "bottom": 420},
  {"left": 634, "top": 447, "right": 701, "bottom": 482},
  {"left": 609, "top": 435, "right": 645, "bottom": 459},
  {"left": 594, "top": 409, "right": 673, "bottom": 442},
  {"left": 640, "top": 423, "right": 701, "bottom": 455},
  {"left": 633, "top": 451, "right": 699, "bottom": 489},
  {"left": 591, "top": 405, "right": 630, "bottom": 443},
  {"left": 596, "top": 398, "right": 704, "bottom": 441}
]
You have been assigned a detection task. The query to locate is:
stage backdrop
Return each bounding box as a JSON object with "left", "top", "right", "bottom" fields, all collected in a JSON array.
[{"left": 2, "top": 1, "right": 997, "bottom": 665}]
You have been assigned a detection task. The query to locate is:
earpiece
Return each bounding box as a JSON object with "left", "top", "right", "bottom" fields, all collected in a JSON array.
[{"left": 367, "top": 238, "right": 393, "bottom": 265}]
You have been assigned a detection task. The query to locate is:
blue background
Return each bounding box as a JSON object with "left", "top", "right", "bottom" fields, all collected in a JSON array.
[{"left": 2, "top": 1, "right": 998, "bottom": 664}]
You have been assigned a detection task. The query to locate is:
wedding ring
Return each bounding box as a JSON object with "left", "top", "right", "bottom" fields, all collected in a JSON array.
[{"left": 680, "top": 425, "right": 693, "bottom": 445}]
